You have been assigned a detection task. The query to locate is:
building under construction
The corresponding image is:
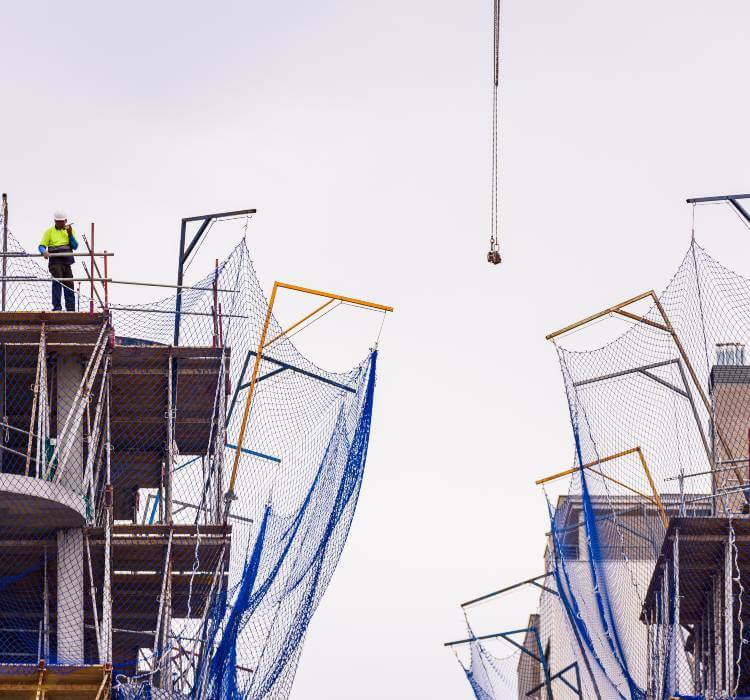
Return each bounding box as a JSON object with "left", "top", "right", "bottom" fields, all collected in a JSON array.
[
  {"left": 447, "top": 195, "right": 750, "bottom": 700},
  {"left": 0, "top": 198, "right": 391, "bottom": 699}
]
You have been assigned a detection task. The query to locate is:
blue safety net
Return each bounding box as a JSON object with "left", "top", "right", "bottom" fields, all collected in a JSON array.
[
  {"left": 453, "top": 239, "right": 750, "bottom": 699},
  {"left": 198, "top": 351, "right": 376, "bottom": 699},
  {"left": 452, "top": 628, "right": 523, "bottom": 700}
]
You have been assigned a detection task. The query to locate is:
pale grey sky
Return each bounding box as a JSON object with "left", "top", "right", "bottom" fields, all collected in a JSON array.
[{"left": 2, "top": 1, "right": 750, "bottom": 697}]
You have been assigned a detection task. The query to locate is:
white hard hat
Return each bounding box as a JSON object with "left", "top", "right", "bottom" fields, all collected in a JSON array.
[{"left": 53, "top": 211, "right": 67, "bottom": 221}]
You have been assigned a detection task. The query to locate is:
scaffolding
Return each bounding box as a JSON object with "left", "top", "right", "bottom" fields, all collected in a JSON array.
[{"left": 0, "top": 199, "right": 391, "bottom": 699}]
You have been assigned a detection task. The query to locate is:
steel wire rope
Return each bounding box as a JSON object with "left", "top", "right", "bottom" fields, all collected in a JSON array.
[
  {"left": 374, "top": 310, "right": 387, "bottom": 347},
  {"left": 488, "top": 0, "right": 502, "bottom": 262},
  {"left": 276, "top": 300, "right": 342, "bottom": 345},
  {"left": 183, "top": 219, "right": 216, "bottom": 276}
]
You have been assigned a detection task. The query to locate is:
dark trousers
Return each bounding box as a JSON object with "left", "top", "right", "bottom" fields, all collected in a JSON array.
[{"left": 49, "top": 263, "right": 75, "bottom": 311}]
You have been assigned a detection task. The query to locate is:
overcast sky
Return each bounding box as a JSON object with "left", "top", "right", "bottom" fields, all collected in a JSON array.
[{"left": 3, "top": 1, "right": 750, "bottom": 697}]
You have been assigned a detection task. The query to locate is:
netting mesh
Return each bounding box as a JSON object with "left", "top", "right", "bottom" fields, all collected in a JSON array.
[
  {"left": 453, "top": 241, "right": 750, "bottom": 699},
  {"left": 459, "top": 642, "right": 523, "bottom": 699},
  {"left": 0, "top": 213, "right": 380, "bottom": 699},
  {"left": 547, "top": 242, "right": 750, "bottom": 698}
]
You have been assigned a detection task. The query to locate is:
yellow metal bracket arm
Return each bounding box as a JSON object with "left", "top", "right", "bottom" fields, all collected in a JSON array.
[
  {"left": 535, "top": 446, "right": 668, "bottom": 528},
  {"left": 225, "top": 281, "right": 393, "bottom": 521}
]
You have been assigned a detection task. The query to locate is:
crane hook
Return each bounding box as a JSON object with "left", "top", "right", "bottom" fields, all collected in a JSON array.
[{"left": 487, "top": 236, "right": 501, "bottom": 265}]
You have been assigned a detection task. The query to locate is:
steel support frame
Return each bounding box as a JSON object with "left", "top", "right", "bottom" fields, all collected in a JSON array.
[
  {"left": 687, "top": 193, "right": 750, "bottom": 226},
  {"left": 444, "top": 627, "right": 554, "bottom": 700},
  {"left": 191, "top": 282, "right": 391, "bottom": 694},
  {"left": 460, "top": 573, "right": 556, "bottom": 609},
  {"left": 225, "top": 341, "right": 359, "bottom": 428},
  {"left": 173, "top": 208, "right": 256, "bottom": 347},
  {"left": 575, "top": 356, "right": 714, "bottom": 511},
  {"left": 525, "top": 662, "right": 582, "bottom": 698},
  {"left": 192, "top": 281, "right": 392, "bottom": 696},
  {"left": 243, "top": 352, "right": 357, "bottom": 393},
  {"left": 224, "top": 281, "right": 393, "bottom": 518},
  {"left": 536, "top": 446, "right": 669, "bottom": 528},
  {"left": 547, "top": 289, "right": 749, "bottom": 509}
]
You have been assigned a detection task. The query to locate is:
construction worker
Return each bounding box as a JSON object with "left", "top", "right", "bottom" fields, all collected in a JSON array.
[{"left": 39, "top": 211, "right": 78, "bottom": 311}]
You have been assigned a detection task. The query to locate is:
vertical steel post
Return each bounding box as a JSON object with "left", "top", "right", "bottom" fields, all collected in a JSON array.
[
  {"left": 218, "top": 303, "right": 223, "bottom": 346},
  {"left": 103, "top": 251, "right": 109, "bottom": 311},
  {"left": 573, "top": 663, "right": 582, "bottom": 698},
  {"left": 724, "top": 533, "right": 734, "bottom": 692},
  {"left": 672, "top": 527, "right": 680, "bottom": 694},
  {"left": 0, "top": 344, "right": 4, "bottom": 475},
  {"left": 212, "top": 259, "right": 219, "bottom": 348},
  {"left": 713, "top": 571, "right": 722, "bottom": 691},
  {"left": 646, "top": 609, "right": 652, "bottom": 697},
  {"left": 1, "top": 193, "right": 7, "bottom": 311},
  {"left": 166, "top": 356, "right": 174, "bottom": 524},
  {"left": 532, "top": 626, "right": 554, "bottom": 700},
  {"left": 161, "top": 536, "right": 174, "bottom": 690},
  {"left": 43, "top": 548, "right": 49, "bottom": 661},
  {"left": 101, "top": 376, "right": 112, "bottom": 665},
  {"left": 216, "top": 360, "right": 226, "bottom": 523},
  {"left": 173, "top": 220, "right": 187, "bottom": 346},
  {"left": 89, "top": 223, "right": 95, "bottom": 314}
]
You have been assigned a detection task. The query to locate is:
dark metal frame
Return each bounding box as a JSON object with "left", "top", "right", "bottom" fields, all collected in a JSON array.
[
  {"left": 526, "top": 662, "right": 582, "bottom": 698},
  {"left": 225, "top": 349, "right": 355, "bottom": 425},
  {"left": 444, "top": 627, "right": 555, "bottom": 699},
  {"left": 243, "top": 351, "right": 355, "bottom": 393},
  {"left": 460, "top": 573, "right": 557, "bottom": 609},
  {"left": 687, "top": 193, "right": 750, "bottom": 226},
  {"left": 173, "top": 208, "right": 256, "bottom": 346}
]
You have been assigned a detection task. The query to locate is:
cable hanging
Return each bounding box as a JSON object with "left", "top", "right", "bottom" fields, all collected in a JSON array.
[{"left": 487, "top": 0, "right": 502, "bottom": 266}]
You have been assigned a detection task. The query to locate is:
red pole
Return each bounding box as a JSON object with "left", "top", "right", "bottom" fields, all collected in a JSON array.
[
  {"left": 218, "top": 303, "right": 223, "bottom": 347},
  {"left": 89, "top": 223, "right": 95, "bottom": 313},
  {"left": 103, "top": 250, "right": 109, "bottom": 311}
]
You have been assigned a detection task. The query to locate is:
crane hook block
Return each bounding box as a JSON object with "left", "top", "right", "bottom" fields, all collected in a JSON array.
[{"left": 487, "top": 249, "right": 502, "bottom": 265}]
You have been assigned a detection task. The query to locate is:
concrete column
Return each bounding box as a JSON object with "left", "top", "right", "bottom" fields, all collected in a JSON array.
[
  {"left": 55, "top": 355, "right": 85, "bottom": 664},
  {"left": 56, "top": 355, "right": 84, "bottom": 491},
  {"left": 57, "top": 528, "right": 84, "bottom": 663}
]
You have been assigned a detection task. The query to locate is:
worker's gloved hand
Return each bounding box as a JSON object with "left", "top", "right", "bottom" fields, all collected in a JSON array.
[{"left": 65, "top": 224, "right": 72, "bottom": 234}]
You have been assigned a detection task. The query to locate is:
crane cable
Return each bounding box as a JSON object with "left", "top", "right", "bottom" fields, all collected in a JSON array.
[{"left": 487, "top": 0, "right": 502, "bottom": 265}]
